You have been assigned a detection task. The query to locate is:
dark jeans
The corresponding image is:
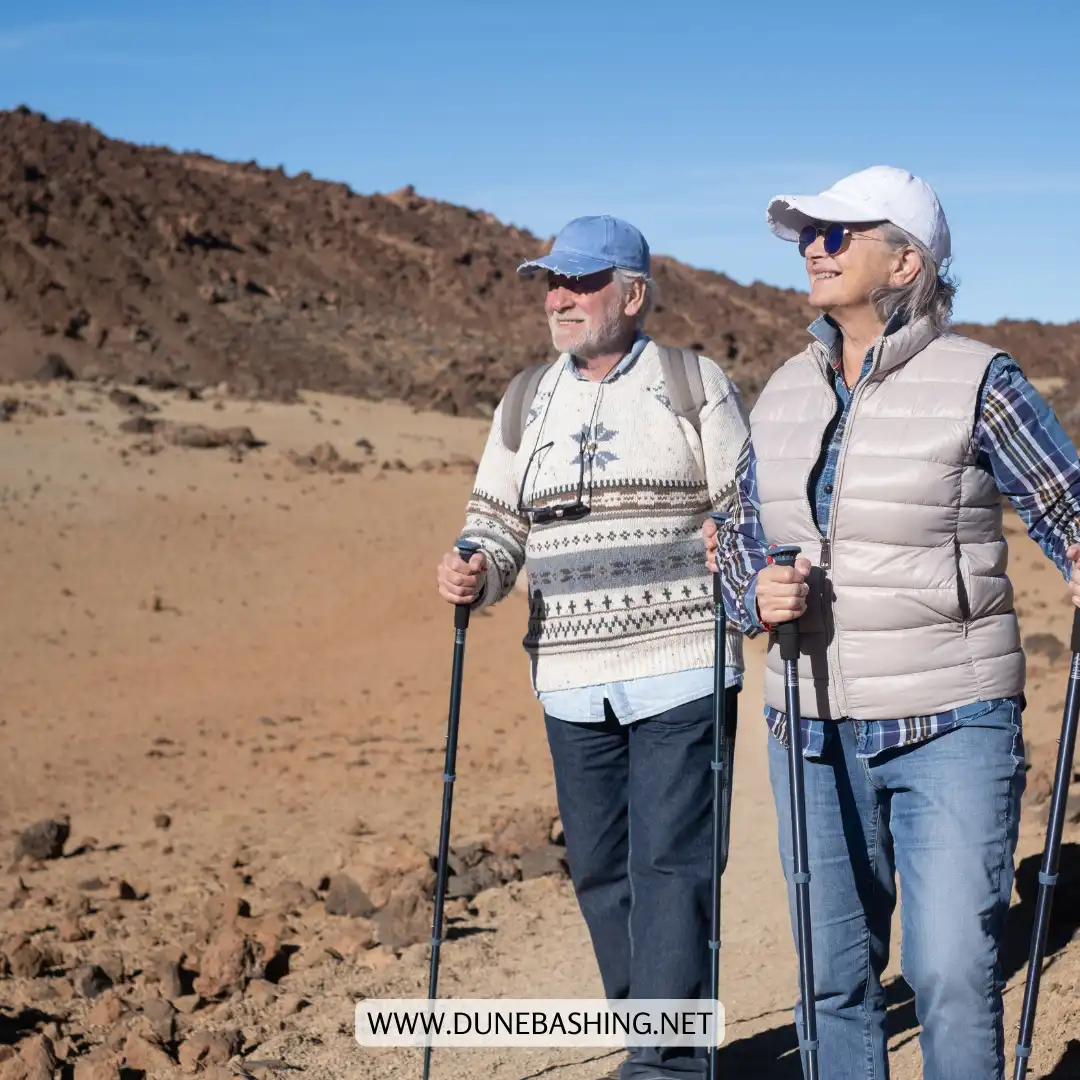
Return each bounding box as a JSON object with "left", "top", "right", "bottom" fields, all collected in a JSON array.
[{"left": 544, "top": 691, "right": 734, "bottom": 1080}]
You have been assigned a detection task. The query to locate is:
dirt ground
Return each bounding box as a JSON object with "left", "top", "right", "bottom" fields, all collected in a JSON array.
[{"left": 0, "top": 379, "right": 1077, "bottom": 1079}]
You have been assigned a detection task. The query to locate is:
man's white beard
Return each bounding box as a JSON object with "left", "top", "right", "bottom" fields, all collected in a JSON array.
[{"left": 550, "top": 298, "right": 629, "bottom": 359}]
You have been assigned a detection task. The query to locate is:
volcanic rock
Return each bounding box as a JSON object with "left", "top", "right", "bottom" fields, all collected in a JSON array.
[
  {"left": 4, "top": 938, "right": 50, "bottom": 979},
  {"left": 85, "top": 992, "right": 125, "bottom": 1029},
  {"left": 73, "top": 963, "right": 114, "bottom": 999},
  {"left": 268, "top": 879, "right": 317, "bottom": 913},
  {"left": 2, "top": 109, "right": 1075, "bottom": 435},
  {"left": 72, "top": 1048, "right": 121, "bottom": 1080},
  {"left": 121, "top": 1032, "right": 175, "bottom": 1074},
  {"left": 14, "top": 816, "right": 70, "bottom": 860},
  {"left": 178, "top": 1029, "right": 242, "bottom": 1073},
  {"left": 0, "top": 1035, "right": 56, "bottom": 1080},
  {"left": 488, "top": 805, "right": 560, "bottom": 859},
  {"left": 323, "top": 873, "right": 375, "bottom": 918},
  {"left": 519, "top": 845, "right": 569, "bottom": 880},
  {"left": 142, "top": 997, "right": 178, "bottom": 1044},
  {"left": 192, "top": 926, "right": 260, "bottom": 998},
  {"left": 373, "top": 870, "right": 435, "bottom": 950}
]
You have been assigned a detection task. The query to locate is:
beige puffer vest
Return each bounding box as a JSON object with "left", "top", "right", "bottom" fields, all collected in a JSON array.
[{"left": 751, "top": 315, "right": 1025, "bottom": 720}]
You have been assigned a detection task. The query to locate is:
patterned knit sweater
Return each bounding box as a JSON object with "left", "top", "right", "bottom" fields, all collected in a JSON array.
[{"left": 461, "top": 337, "right": 750, "bottom": 694}]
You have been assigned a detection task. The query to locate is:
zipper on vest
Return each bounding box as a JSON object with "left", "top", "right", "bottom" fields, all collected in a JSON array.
[
  {"left": 819, "top": 537, "right": 831, "bottom": 570},
  {"left": 821, "top": 337, "right": 885, "bottom": 716}
]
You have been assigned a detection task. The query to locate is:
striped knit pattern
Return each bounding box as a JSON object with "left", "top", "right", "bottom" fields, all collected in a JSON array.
[{"left": 461, "top": 338, "right": 749, "bottom": 694}]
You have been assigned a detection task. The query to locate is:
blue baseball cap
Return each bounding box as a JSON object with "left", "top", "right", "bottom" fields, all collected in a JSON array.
[{"left": 516, "top": 215, "right": 650, "bottom": 278}]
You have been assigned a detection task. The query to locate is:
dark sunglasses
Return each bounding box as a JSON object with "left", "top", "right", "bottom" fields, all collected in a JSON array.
[
  {"left": 799, "top": 222, "right": 889, "bottom": 257},
  {"left": 798, "top": 222, "right": 854, "bottom": 256},
  {"left": 516, "top": 432, "right": 592, "bottom": 524}
]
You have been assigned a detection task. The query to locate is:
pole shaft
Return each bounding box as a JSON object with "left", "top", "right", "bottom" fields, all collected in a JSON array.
[
  {"left": 1012, "top": 640, "right": 1080, "bottom": 1080},
  {"left": 784, "top": 654, "right": 819, "bottom": 1080},
  {"left": 709, "top": 572, "right": 726, "bottom": 1080},
  {"left": 422, "top": 624, "right": 469, "bottom": 1080}
]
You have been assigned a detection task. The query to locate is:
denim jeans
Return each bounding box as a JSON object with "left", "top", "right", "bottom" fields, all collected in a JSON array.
[
  {"left": 766, "top": 699, "right": 1026, "bottom": 1080},
  {"left": 545, "top": 692, "right": 732, "bottom": 1080}
]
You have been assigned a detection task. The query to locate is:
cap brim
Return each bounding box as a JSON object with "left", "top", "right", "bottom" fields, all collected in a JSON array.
[
  {"left": 766, "top": 193, "right": 884, "bottom": 242},
  {"left": 516, "top": 251, "right": 616, "bottom": 277}
]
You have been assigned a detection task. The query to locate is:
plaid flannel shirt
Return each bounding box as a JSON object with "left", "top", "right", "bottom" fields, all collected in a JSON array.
[{"left": 719, "top": 315, "right": 1080, "bottom": 760}]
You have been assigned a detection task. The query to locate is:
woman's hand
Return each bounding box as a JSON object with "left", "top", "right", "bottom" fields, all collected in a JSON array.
[
  {"left": 1066, "top": 543, "right": 1080, "bottom": 610},
  {"left": 755, "top": 558, "right": 812, "bottom": 625}
]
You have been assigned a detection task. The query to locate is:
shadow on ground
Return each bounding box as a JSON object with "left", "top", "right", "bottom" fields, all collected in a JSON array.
[
  {"left": 0, "top": 1008, "right": 58, "bottom": 1046},
  {"left": 1047, "top": 1039, "right": 1080, "bottom": 1077}
]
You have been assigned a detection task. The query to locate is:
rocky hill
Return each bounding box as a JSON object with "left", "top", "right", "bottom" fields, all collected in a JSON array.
[{"left": 2, "top": 105, "right": 1079, "bottom": 431}]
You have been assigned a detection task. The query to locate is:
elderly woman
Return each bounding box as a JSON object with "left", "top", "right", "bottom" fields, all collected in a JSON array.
[{"left": 704, "top": 165, "right": 1080, "bottom": 1080}]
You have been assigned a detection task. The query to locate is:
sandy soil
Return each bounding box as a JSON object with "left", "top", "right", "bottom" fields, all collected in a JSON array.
[{"left": 0, "top": 379, "right": 1077, "bottom": 1079}]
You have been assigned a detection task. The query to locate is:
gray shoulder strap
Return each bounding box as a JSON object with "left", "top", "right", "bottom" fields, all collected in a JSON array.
[
  {"left": 657, "top": 345, "right": 706, "bottom": 431},
  {"left": 501, "top": 362, "right": 552, "bottom": 452}
]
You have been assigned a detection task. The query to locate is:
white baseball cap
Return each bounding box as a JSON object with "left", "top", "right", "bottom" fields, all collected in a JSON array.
[{"left": 766, "top": 165, "right": 951, "bottom": 266}]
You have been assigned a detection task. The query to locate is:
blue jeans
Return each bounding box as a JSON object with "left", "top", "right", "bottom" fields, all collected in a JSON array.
[
  {"left": 766, "top": 699, "right": 1026, "bottom": 1080},
  {"left": 545, "top": 692, "right": 731, "bottom": 1080}
]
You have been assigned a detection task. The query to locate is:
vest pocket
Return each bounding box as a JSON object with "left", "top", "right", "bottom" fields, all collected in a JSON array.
[{"left": 954, "top": 535, "right": 972, "bottom": 621}]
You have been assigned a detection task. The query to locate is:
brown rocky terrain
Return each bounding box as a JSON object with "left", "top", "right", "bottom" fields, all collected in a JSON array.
[
  {"left": 2, "top": 105, "right": 1079, "bottom": 433},
  {"left": 0, "top": 380, "right": 1076, "bottom": 1079},
  {"left": 0, "top": 105, "right": 1078, "bottom": 1079}
]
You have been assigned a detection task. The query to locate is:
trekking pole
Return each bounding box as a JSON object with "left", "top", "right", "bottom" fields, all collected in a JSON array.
[
  {"left": 707, "top": 510, "right": 737, "bottom": 1079},
  {"left": 1012, "top": 607, "right": 1080, "bottom": 1080},
  {"left": 423, "top": 538, "right": 481, "bottom": 1080},
  {"left": 768, "top": 544, "right": 819, "bottom": 1080}
]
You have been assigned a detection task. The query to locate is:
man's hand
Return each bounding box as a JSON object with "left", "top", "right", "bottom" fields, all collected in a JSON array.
[
  {"left": 756, "top": 557, "right": 813, "bottom": 625},
  {"left": 437, "top": 548, "right": 487, "bottom": 605},
  {"left": 702, "top": 517, "right": 721, "bottom": 574},
  {"left": 1067, "top": 544, "right": 1080, "bottom": 610}
]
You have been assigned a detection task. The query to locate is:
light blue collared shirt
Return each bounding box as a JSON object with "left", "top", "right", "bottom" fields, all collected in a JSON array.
[{"left": 535, "top": 334, "right": 741, "bottom": 725}]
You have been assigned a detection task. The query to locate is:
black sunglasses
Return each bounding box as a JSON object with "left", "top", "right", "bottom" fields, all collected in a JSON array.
[{"left": 516, "top": 432, "right": 592, "bottom": 524}]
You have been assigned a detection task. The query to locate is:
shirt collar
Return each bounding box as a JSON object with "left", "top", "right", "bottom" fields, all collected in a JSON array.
[
  {"left": 565, "top": 331, "right": 650, "bottom": 382},
  {"left": 808, "top": 311, "right": 908, "bottom": 372}
]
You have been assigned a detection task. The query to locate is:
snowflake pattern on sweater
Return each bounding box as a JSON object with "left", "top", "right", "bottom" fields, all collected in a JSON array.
[{"left": 570, "top": 422, "right": 619, "bottom": 470}]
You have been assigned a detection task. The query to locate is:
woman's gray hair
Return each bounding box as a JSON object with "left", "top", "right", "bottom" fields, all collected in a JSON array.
[
  {"left": 869, "top": 223, "right": 957, "bottom": 332},
  {"left": 614, "top": 267, "right": 660, "bottom": 325}
]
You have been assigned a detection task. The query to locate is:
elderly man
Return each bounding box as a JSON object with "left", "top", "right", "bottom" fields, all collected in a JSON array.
[
  {"left": 704, "top": 166, "right": 1080, "bottom": 1080},
  {"left": 437, "top": 215, "right": 749, "bottom": 1079}
]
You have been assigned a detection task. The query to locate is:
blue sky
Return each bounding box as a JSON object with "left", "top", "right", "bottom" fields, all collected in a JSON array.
[{"left": 1, "top": 1, "right": 1077, "bottom": 325}]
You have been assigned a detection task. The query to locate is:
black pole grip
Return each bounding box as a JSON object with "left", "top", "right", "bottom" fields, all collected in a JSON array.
[
  {"left": 1072, "top": 607, "right": 1080, "bottom": 655},
  {"left": 453, "top": 539, "right": 482, "bottom": 631},
  {"left": 767, "top": 544, "right": 802, "bottom": 568},
  {"left": 777, "top": 621, "right": 799, "bottom": 662},
  {"left": 768, "top": 545, "right": 802, "bottom": 662},
  {"left": 709, "top": 511, "right": 729, "bottom": 606}
]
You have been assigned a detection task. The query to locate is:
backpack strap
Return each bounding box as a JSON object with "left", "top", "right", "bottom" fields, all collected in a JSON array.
[
  {"left": 657, "top": 344, "right": 707, "bottom": 431},
  {"left": 501, "top": 346, "right": 706, "bottom": 450},
  {"left": 501, "top": 361, "right": 552, "bottom": 452}
]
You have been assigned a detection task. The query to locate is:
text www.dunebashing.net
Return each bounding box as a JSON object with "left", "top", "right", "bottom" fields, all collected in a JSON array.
[{"left": 354, "top": 999, "right": 725, "bottom": 1048}]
